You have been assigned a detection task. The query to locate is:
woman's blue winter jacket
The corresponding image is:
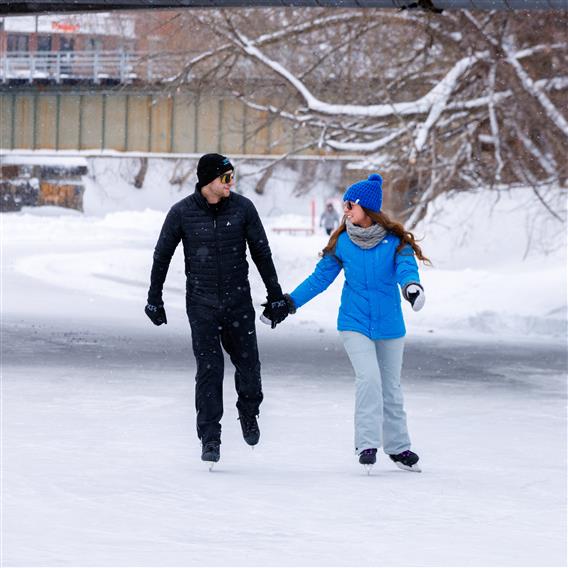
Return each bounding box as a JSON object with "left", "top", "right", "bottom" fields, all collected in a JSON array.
[{"left": 289, "top": 231, "right": 421, "bottom": 340}]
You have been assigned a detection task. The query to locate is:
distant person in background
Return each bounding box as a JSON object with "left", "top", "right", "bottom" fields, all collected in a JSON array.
[
  {"left": 320, "top": 202, "right": 340, "bottom": 235},
  {"left": 262, "top": 173, "right": 430, "bottom": 472},
  {"left": 144, "top": 153, "right": 289, "bottom": 467}
]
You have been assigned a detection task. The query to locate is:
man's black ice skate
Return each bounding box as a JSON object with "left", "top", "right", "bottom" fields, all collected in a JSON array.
[
  {"left": 201, "top": 441, "right": 220, "bottom": 470},
  {"left": 359, "top": 448, "right": 377, "bottom": 474},
  {"left": 238, "top": 411, "right": 260, "bottom": 446},
  {"left": 389, "top": 449, "right": 421, "bottom": 472}
]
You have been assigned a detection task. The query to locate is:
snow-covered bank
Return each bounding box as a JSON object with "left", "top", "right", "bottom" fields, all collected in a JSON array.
[
  {"left": 4, "top": 181, "right": 566, "bottom": 342},
  {"left": 80, "top": 155, "right": 344, "bottom": 217},
  {"left": 414, "top": 186, "right": 567, "bottom": 339}
]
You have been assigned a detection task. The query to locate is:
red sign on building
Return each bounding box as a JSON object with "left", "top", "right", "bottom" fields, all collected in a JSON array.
[{"left": 51, "top": 21, "right": 80, "bottom": 33}]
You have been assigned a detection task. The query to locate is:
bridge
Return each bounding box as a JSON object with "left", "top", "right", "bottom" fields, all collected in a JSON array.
[
  {"left": 0, "top": 87, "right": 296, "bottom": 156},
  {"left": 2, "top": 0, "right": 567, "bottom": 15},
  {"left": 1, "top": 51, "right": 188, "bottom": 85}
]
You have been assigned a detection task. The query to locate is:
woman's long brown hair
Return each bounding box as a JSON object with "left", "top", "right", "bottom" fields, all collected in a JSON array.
[{"left": 321, "top": 208, "right": 431, "bottom": 265}]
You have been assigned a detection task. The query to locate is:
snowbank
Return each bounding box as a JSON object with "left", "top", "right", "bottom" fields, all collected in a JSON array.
[
  {"left": 78, "top": 155, "right": 344, "bottom": 217},
  {"left": 414, "top": 186, "right": 567, "bottom": 339},
  {"left": 3, "top": 155, "right": 566, "bottom": 342}
]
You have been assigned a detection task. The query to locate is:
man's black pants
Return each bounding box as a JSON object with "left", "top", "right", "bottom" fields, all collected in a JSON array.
[{"left": 187, "top": 303, "right": 263, "bottom": 444}]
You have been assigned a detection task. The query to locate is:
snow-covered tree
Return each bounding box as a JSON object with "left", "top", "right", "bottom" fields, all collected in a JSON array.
[{"left": 157, "top": 8, "right": 567, "bottom": 224}]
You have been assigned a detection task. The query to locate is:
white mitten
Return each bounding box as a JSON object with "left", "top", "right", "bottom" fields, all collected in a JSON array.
[
  {"left": 259, "top": 314, "right": 273, "bottom": 326},
  {"left": 403, "top": 283, "right": 425, "bottom": 312}
]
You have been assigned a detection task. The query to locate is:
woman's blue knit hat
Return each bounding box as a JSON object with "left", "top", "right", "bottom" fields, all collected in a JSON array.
[{"left": 343, "top": 173, "right": 383, "bottom": 212}]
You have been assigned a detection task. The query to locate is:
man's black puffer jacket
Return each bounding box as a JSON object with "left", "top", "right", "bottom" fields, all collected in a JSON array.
[{"left": 147, "top": 186, "right": 282, "bottom": 309}]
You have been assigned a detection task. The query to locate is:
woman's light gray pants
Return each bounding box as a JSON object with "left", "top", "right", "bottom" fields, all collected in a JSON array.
[{"left": 340, "top": 331, "right": 411, "bottom": 455}]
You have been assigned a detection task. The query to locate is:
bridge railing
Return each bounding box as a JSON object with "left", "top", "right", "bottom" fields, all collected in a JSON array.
[{"left": 0, "top": 51, "right": 191, "bottom": 84}]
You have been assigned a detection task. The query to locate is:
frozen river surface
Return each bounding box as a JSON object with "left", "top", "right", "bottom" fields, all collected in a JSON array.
[{"left": 2, "top": 310, "right": 566, "bottom": 567}]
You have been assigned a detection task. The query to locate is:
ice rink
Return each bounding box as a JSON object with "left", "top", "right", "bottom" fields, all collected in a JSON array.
[{"left": 2, "top": 207, "right": 566, "bottom": 566}]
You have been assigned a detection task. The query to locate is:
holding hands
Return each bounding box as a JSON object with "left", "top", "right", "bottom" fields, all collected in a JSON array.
[{"left": 260, "top": 294, "right": 296, "bottom": 329}]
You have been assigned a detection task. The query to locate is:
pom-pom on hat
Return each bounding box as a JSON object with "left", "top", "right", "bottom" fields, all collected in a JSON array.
[
  {"left": 343, "top": 173, "right": 383, "bottom": 212},
  {"left": 197, "top": 153, "right": 234, "bottom": 189}
]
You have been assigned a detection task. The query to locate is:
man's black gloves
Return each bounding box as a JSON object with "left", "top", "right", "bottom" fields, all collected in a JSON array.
[
  {"left": 260, "top": 298, "right": 288, "bottom": 329},
  {"left": 402, "top": 283, "right": 425, "bottom": 312},
  {"left": 145, "top": 303, "right": 168, "bottom": 326},
  {"left": 260, "top": 294, "right": 296, "bottom": 329}
]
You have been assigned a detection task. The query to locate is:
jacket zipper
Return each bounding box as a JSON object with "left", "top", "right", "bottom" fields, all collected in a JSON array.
[{"left": 213, "top": 215, "right": 222, "bottom": 306}]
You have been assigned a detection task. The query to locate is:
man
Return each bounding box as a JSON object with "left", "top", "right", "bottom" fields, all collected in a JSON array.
[
  {"left": 320, "top": 202, "right": 340, "bottom": 236},
  {"left": 145, "top": 153, "right": 289, "bottom": 465}
]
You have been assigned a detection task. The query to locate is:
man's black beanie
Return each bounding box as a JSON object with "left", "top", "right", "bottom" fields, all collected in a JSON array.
[{"left": 196, "top": 153, "right": 234, "bottom": 189}]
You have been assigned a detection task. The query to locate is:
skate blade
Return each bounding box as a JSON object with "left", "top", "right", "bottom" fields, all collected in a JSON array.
[
  {"left": 363, "top": 464, "right": 374, "bottom": 475},
  {"left": 207, "top": 462, "right": 216, "bottom": 472},
  {"left": 394, "top": 462, "right": 421, "bottom": 473}
]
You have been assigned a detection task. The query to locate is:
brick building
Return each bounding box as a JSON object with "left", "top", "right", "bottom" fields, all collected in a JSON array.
[{"left": 0, "top": 13, "right": 137, "bottom": 56}]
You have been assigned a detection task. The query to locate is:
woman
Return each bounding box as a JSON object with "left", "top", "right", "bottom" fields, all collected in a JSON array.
[{"left": 284, "top": 173, "right": 429, "bottom": 472}]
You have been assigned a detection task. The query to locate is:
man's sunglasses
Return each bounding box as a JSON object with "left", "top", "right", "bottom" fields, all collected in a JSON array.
[{"left": 219, "top": 172, "right": 235, "bottom": 184}]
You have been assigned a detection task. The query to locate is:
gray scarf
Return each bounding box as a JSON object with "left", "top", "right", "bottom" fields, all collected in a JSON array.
[{"left": 346, "top": 219, "right": 387, "bottom": 249}]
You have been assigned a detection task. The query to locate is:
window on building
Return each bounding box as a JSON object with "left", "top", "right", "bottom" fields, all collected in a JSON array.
[
  {"left": 86, "top": 38, "right": 103, "bottom": 52},
  {"left": 60, "top": 37, "right": 75, "bottom": 52},
  {"left": 7, "top": 34, "right": 29, "bottom": 52},
  {"left": 37, "top": 36, "right": 52, "bottom": 52}
]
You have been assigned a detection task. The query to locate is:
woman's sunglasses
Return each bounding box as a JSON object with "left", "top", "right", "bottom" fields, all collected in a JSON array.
[
  {"left": 343, "top": 201, "right": 354, "bottom": 210},
  {"left": 219, "top": 172, "right": 235, "bottom": 184}
]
